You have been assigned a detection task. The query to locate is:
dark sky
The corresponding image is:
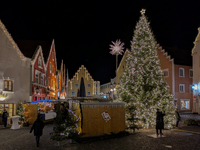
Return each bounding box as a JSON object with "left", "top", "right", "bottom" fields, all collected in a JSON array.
[{"left": 0, "top": 0, "right": 200, "bottom": 84}]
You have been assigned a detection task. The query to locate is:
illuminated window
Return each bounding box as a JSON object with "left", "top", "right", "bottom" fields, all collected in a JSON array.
[
  {"left": 179, "top": 68, "right": 184, "bottom": 77},
  {"left": 189, "top": 69, "right": 193, "bottom": 78},
  {"left": 181, "top": 99, "right": 190, "bottom": 110},
  {"left": 52, "top": 52, "right": 54, "bottom": 60},
  {"left": 179, "top": 84, "right": 185, "bottom": 93},
  {"left": 88, "top": 84, "right": 91, "bottom": 88},
  {"left": 4, "top": 80, "right": 13, "bottom": 91}
]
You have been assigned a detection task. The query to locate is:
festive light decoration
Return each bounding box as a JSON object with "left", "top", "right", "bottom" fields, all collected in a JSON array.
[
  {"left": 117, "top": 9, "right": 175, "bottom": 130},
  {"left": 109, "top": 39, "right": 125, "bottom": 55},
  {"left": 0, "top": 20, "right": 27, "bottom": 61}
]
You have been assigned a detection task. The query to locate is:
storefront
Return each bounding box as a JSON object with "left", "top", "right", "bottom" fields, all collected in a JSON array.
[{"left": 0, "top": 103, "right": 14, "bottom": 125}]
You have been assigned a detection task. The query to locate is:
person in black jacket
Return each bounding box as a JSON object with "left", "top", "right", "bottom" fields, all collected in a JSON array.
[
  {"left": 156, "top": 108, "right": 165, "bottom": 137},
  {"left": 30, "top": 114, "right": 45, "bottom": 147},
  {"left": 175, "top": 108, "right": 181, "bottom": 128},
  {"left": 2, "top": 109, "right": 9, "bottom": 128}
]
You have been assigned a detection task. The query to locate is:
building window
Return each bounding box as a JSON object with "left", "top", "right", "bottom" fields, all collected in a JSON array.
[
  {"left": 72, "top": 91, "right": 75, "bottom": 95},
  {"left": 181, "top": 99, "right": 190, "bottom": 110},
  {"left": 41, "top": 75, "right": 43, "bottom": 85},
  {"left": 179, "top": 84, "right": 185, "bottom": 93},
  {"left": 163, "top": 69, "right": 169, "bottom": 77},
  {"left": 35, "top": 97, "right": 37, "bottom": 101},
  {"left": 38, "top": 57, "right": 42, "bottom": 67},
  {"left": 35, "top": 73, "right": 38, "bottom": 83},
  {"left": 75, "top": 84, "right": 78, "bottom": 88},
  {"left": 87, "top": 92, "right": 91, "bottom": 95},
  {"left": 190, "top": 85, "right": 193, "bottom": 93},
  {"left": 4, "top": 80, "right": 13, "bottom": 91},
  {"left": 52, "top": 52, "right": 54, "bottom": 60},
  {"left": 179, "top": 68, "right": 184, "bottom": 77},
  {"left": 51, "top": 80, "right": 53, "bottom": 88},
  {"left": 88, "top": 84, "right": 91, "bottom": 88},
  {"left": 189, "top": 69, "right": 193, "bottom": 78}
]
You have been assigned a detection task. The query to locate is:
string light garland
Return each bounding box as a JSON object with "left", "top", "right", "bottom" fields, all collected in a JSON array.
[{"left": 0, "top": 20, "right": 27, "bottom": 61}]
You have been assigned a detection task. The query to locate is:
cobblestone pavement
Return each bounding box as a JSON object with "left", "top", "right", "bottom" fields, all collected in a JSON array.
[{"left": 0, "top": 124, "right": 200, "bottom": 150}]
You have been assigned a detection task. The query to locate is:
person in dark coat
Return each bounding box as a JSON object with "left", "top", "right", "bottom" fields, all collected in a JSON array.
[
  {"left": 2, "top": 109, "right": 9, "bottom": 128},
  {"left": 175, "top": 108, "right": 181, "bottom": 128},
  {"left": 30, "top": 114, "right": 45, "bottom": 147},
  {"left": 156, "top": 108, "right": 165, "bottom": 137}
]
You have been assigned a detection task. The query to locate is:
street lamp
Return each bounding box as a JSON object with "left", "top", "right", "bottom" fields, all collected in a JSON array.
[{"left": 110, "top": 82, "right": 116, "bottom": 100}]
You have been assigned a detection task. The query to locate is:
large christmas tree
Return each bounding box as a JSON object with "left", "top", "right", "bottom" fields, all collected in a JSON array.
[{"left": 117, "top": 9, "right": 175, "bottom": 129}]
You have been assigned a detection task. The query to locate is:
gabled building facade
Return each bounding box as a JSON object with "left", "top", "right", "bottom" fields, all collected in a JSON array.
[
  {"left": 57, "top": 60, "right": 66, "bottom": 99},
  {"left": 68, "top": 65, "right": 100, "bottom": 98},
  {"left": 31, "top": 46, "right": 47, "bottom": 101},
  {"left": 0, "top": 20, "right": 31, "bottom": 119},
  {"left": 46, "top": 40, "right": 57, "bottom": 100}
]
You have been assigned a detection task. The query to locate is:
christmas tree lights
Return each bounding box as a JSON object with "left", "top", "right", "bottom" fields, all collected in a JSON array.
[{"left": 117, "top": 9, "right": 175, "bottom": 129}]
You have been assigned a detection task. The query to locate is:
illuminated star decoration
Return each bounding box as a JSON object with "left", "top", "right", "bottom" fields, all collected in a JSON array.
[
  {"left": 140, "top": 9, "right": 146, "bottom": 15},
  {"left": 109, "top": 39, "right": 125, "bottom": 55}
]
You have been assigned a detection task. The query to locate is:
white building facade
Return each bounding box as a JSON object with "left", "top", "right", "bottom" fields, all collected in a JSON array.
[
  {"left": 192, "top": 27, "right": 200, "bottom": 114},
  {"left": 0, "top": 20, "right": 31, "bottom": 119}
]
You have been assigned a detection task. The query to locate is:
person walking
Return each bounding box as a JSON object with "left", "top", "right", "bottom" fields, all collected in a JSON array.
[
  {"left": 30, "top": 114, "right": 45, "bottom": 147},
  {"left": 156, "top": 108, "right": 165, "bottom": 137},
  {"left": 175, "top": 108, "right": 181, "bottom": 129},
  {"left": 2, "top": 109, "right": 9, "bottom": 128}
]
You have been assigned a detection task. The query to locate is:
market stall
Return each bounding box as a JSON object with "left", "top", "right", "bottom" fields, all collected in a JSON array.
[{"left": 24, "top": 100, "right": 58, "bottom": 124}]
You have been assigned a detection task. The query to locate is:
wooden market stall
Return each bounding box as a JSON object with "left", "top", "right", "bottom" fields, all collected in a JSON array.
[
  {"left": 69, "top": 100, "right": 126, "bottom": 137},
  {"left": 24, "top": 100, "right": 58, "bottom": 124}
]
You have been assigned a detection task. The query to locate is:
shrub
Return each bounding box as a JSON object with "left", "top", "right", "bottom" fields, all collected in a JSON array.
[{"left": 183, "top": 119, "right": 198, "bottom": 126}]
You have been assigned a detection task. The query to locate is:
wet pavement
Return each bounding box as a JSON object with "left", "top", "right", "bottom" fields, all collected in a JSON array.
[
  {"left": 0, "top": 112, "right": 200, "bottom": 150},
  {"left": 0, "top": 123, "right": 200, "bottom": 150}
]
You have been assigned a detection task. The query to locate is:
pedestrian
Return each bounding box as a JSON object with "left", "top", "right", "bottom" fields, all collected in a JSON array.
[
  {"left": 175, "top": 108, "right": 181, "bottom": 129},
  {"left": 30, "top": 114, "right": 45, "bottom": 147},
  {"left": 2, "top": 109, "right": 9, "bottom": 128},
  {"left": 156, "top": 108, "right": 165, "bottom": 137}
]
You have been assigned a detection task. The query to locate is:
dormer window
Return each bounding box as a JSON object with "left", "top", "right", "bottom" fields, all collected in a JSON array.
[
  {"left": 38, "top": 57, "right": 42, "bottom": 67},
  {"left": 52, "top": 52, "right": 54, "bottom": 60}
]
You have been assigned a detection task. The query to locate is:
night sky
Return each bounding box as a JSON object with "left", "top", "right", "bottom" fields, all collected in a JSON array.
[{"left": 0, "top": 0, "right": 200, "bottom": 84}]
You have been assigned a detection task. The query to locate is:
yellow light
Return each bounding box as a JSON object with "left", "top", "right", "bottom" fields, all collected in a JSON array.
[
  {"left": 0, "top": 97, "right": 6, "bottom": 101},
  {"left": 53, "top": 93, "right": 55, "bottom": 95}
]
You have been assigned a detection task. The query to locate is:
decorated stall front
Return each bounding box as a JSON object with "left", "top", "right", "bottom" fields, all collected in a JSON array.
[
  {"left": 24, "top": 100, "right": 58, "bottom": 124},
  {"left": 69, "top": 100, "right": 126, "bottom": 137}
]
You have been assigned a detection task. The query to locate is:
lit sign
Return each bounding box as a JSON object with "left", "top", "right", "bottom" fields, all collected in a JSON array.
[
  {"left": 192, "top": 84, "right": 197, "bottom": 90},
  {"left": 103, "top": 95, "right": 107, "bottom": 99}
]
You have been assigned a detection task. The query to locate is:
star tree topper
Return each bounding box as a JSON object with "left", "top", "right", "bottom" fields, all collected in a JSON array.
[
  {"left": 109, "top": 39, "right": 125, "bottom": 55},
  {"left": 140, "top": 9, "right": 146, "bottom": 15}
]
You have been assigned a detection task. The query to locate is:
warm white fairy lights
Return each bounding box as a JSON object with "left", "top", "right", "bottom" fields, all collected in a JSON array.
[
  {"left": 0, "top": 20, "right": 27, "bottom": 61},
  {"left": 117, "top": 9, "right": 175, "bottom": 129},
  {"left": 109, "top": 39, "right": 125, "bottom": 55}
]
